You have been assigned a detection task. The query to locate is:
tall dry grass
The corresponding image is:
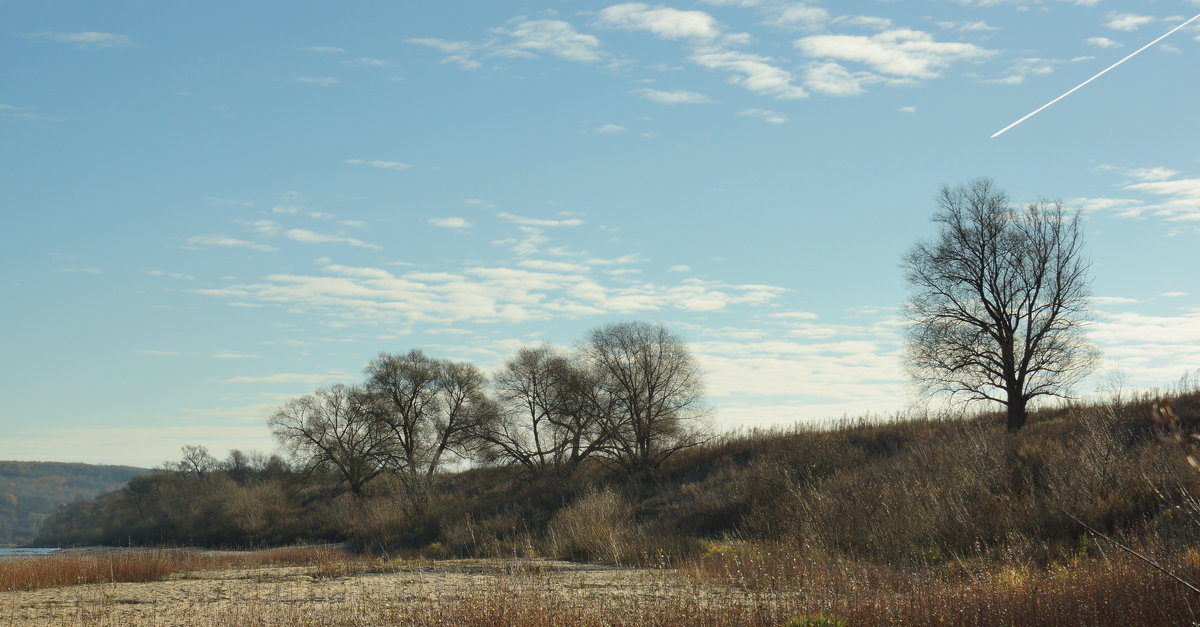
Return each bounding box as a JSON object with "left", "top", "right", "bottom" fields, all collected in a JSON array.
[{"left": 0, "top": 545, "right": 368, "bottom": 591}]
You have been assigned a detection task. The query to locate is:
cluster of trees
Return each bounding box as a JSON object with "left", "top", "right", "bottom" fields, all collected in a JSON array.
[{"left": 270, "top": 321, "right": 709, "bottom": 507}]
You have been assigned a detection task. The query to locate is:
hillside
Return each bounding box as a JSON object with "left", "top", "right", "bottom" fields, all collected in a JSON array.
[
  {"left": 0, "top": 461, "right": 148, "bottom": 546},
  {"left": 33, "top": 389, "right": 1200, "bottom": 564}
]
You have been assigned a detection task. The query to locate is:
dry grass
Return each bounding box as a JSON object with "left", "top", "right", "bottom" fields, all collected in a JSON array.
[
  {"left": 3, "top": 551, "right": 1199, "bottom": 625},
  {"left": 0, "top": 545, "right": 373, "bottom": 592}
]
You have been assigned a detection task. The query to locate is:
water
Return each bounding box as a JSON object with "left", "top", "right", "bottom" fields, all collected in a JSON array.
[{"left": 0, "top": 547, "right": 59, "bottom": 560}]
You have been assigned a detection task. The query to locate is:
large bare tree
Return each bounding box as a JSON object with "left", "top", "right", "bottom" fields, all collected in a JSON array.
[
  {"left": 902, "top": 179, "right": 1098, "bottom": 431},
  {"left": 473, "top": 345, "right": 611, "bottom": 474},
  {"left": 581, "top": 321, "right": 709, "bottom": 477},
  {"left": 364, "top": 349, "right": 492, "bottom": 506},
  {"left": 268, "top": 384, "right": 392, "bottom": 495}
]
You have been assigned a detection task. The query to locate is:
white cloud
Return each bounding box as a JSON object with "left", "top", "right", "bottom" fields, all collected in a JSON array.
[
  {"left": 669, "top": 264, "right": 692, "bottom": 272},
  {"left": 428, "top": 217, "right": 473, "bottom": 229},
  {"left": 597, "top": 123, "right": 627, "bottom": 133},
  {"left": 1076, "top": 167, "right": 1200, "bottom": 222},
  {"left": 307, "top": 46, "right": 345, "bottom": 54},
  {"left": 146, "top": 269, "right": 196, "bottom": 280},
  {"left": 498, "top": 212, "right": 584, "bottom": 227},
  {"left": 689, "top": 49, "right": 808, "bottom": 99},
  {"left": 210, "top": 350, "right": 259, "bottom": 359},
  {"left": 738, "top": 108, "right": 787, "bottom": 123},
  {"left": 796, "top": 28, "right": 994, "bottom": 80},
  {"left": 0, "top": 103, "right": 58, "bottom": 122},
  {"left": 802, "top": 61, "right": 882, "bottom": 96},
  {"left": 224, "top": 373, "right": 350, "bottom": 384},
  {"left": 1129, "top": 167, "right": 1178, "bottom": 182},
  {"left": 196, "top": 258, "right": 789, "bottom": 326},
  {"left": 1086, "top": 36, "right": 1123, "bottom": 48},
  {"left": 1091, "top": 309, "right": 1200, "bottom": 386},
  {"left": 986, "top": 55, "right": 1089, "bottom": 86},
  {"left": 33, "top": 31, "right": 135, "bottom": 49},
  {"left": 407, "top": 38, "right": 481, "bottom": 70},
  {"left": 495, "top": 19, "right": 603, "bottom": 63},
  {"left": 633, "top": 87, "right": 713, "bottom": 104},
  {"left": 767, "top": 5, "right": 830, "bottom": 29},
  {"left": 519, "top": 259, "right": 590, "bottom": 273},
  {"left": 598, "top": 4, "right": 722, "bottom": 40},
  {"left": 284, "top": 228, "right": 382, "bottom": 250},
  {"left": 344, "top": 57, "right": 389, "bottom": 67},
  {"left": 1163, "top": 291, "right": 1188, "bottom": 298},
  {"left": 296, "top": 76, "right": 340, "bottom": 86},
  {"left": 835, "top": 16, "right": 894, "bottom": 31},
  {"left": 937, "top": 21, "right": 1000, "bottom": 32},
  {"left": 899, "top": 105, "right": 918, "bottom": 113},
  {"left": 1091, "top": 296, "right": 1141, "bottom": 305},
  {"left": 346, "top": 159, "right": 410, "bottom": 171},
  {"left": 186, "top": 235, "right": 278, "bottom": 252},
  {"left": 1104, "top": 13, "right": 1156, "bottom": 31}
]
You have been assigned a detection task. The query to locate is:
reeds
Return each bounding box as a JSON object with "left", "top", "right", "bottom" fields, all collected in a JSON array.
[{"left": 0, "top": 545, "right": 367, "bottom": 592}]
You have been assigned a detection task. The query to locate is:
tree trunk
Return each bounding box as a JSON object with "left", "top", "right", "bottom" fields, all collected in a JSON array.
[{"left": 1006, "top": 392, "right": 1028, "bottom": 431}]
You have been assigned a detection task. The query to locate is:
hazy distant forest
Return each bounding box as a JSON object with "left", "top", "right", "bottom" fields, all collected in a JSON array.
[{"left": 33, "top": 181, "right": 1200, "bottom": 605}]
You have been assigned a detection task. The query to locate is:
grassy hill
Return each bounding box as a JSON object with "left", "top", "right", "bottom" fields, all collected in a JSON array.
[{"left": 0, "top": 461, "right": 148, "bottom": 546}]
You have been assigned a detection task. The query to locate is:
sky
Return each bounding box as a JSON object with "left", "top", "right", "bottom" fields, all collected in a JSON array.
[{"left": 2, "top": 0, "right": 1199, "bottom": 467}]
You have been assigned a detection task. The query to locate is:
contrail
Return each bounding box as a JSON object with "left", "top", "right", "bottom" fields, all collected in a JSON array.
[{"left": 991, "top": 12, "right": 1200, "bottom": 139}]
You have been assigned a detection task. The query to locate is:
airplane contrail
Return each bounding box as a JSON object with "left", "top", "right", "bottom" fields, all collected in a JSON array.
[{"left": 991, "top": 11, "right": 1200, "bottom": 139}]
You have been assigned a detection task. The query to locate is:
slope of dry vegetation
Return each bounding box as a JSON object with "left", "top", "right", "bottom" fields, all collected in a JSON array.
[{"left": 23, "top": 387, "right": 1200, "bottom": 623}]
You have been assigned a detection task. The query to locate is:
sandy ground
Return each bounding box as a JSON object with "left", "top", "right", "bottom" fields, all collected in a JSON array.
[{"left": 0, "top": 559, "right": 712, "bottom": 625}]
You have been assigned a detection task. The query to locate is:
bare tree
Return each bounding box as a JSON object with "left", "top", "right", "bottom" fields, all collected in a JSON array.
[
  {"left": 364, "top": 350, "right": 492, "bottom": 506},
  {"left": 474, "top": 345, "right": 610, "bottom": 474},
  {"left": 902, "top": 178, "right": 1098, "bottom": 431},
  {"left": 581, "top": 321, "right": 709, "bottom": 478},
  {"left": 268, "top": 384, "right": 391, "bottom": 495}
]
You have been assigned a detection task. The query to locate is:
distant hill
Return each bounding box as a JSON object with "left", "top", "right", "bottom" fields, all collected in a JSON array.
[{"left": 0, "top": 461, "right": 148, "bottom": 546}]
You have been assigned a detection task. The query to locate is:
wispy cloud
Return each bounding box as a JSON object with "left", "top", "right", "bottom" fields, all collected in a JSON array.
[
  {"left": 284, "top": 228, "right": 381, "bottom": 250},
  {"left": 633, "top": 87, "right": 712, "bottom": 104},
  {"left": 31, "top": 31, "right": 135, "bottom": 49},
  {"left": 1077, "top": 167, "right": 1200, "bottom": 223},
  {"left": 598, "top": 4, "right": 722, "bottom": 40},
  {"left": 937, "top": 20, "right": 1000, "bottom": 33},
  {"left": 597, "top": 123, "right": 627, "bottom": 134},
  {"left": 306, "top": 46, "right": 345, "bottom": 54},
  {"left": 498, "top": 212, "right": 584, "bottom": 227},
  {"left": 296, "top": 76, "right": 340, "bottom": 86},
  {"left": 224, "top": 373, "right": 350, "bottom": 384},
  {"left": 495, "top": 19, "right": 603, "bottom": 62},
  {"left": 407, "top": 38, "right": 481, "bottom": 70},
  {"left": 210, "top": 350, "right": 259, "bottom": 359},
  {"left": 796, "top": 28, "right": 994, "bottom": 83},
  {"left": 428, "top": 217, "right": 473, "bottom": 229},
  {"left": 689, "top": 49, "right": 808, "bottom": 99},
  {"left": 0, "top": 103, "right": 58, "bottom": 122},
  {"left": 1086, "top": 36, "right": 1123, "bottom": 48},
  {"left": 186, "top": 236, "right": 278, "bottom": 252},
  {"left": 346, "top": 159, "right": 410, "bottom": 171},
  {"left": 738, "top": 108, "right": 787, "bottom": 123},
  {"left": 344, "top": 57, "right": 389, "bottom": 67},
  {"left": 1104, "top": 12, "right": 1156, "bottom": 31},
  {"left": 146, "top": 269, "right": 196, "bottom": 280}
]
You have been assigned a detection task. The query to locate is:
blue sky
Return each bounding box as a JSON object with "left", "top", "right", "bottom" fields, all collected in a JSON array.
[{"left": 3, "top": 0, "right": 1198, "bottom": 467}]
